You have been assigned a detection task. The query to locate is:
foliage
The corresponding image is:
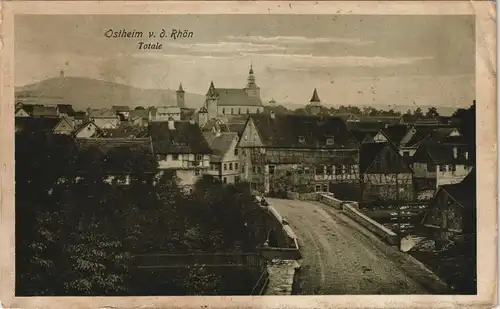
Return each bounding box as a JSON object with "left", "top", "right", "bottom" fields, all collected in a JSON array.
[{"left": 16, "top": 132, "right": 264, "bottom": 296}]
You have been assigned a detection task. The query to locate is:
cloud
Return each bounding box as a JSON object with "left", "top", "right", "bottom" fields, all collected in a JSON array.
[{"left": 226, "top": 35, "right": 374, "bottom": 45}]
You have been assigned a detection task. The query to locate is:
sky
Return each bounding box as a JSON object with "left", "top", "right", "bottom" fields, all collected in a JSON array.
[{"left": 15, "top": 14, "right": 475, "bottom": 108}]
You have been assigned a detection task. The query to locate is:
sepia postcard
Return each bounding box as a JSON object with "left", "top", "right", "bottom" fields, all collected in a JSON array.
[{"left": 0, "top": 1, "right": 497, "bottom": 309}]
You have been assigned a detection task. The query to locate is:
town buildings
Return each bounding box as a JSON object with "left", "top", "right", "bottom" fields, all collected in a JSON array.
[
  {"left": 359, "top": 142, "right": 414, "bottom": 202},
  {"left": 87, "top": 108, "right": 120, "bottom": 128},
  {"left": 421, "top": 168, "right": 475, "bottom": 241},
  {"left": 149, "top": 118, "right": 212, "bottom": 192},
  {"left": 237, "top": 98, "right": 359, "bottom": 195},
  {"left": 203, "top": 131, "right": 241, "bottom": 184}
]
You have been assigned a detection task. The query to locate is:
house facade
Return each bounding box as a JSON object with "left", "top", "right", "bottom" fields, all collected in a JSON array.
[
  {"left": 237, "top": 111, "right": 359, "bottom": 195},
  {"left": 53, "top": 117, "right": 75, "bottom": 135},
  {"left": 203, "top": 131, "right": 241, "bottom": 184},
  {"left": 149, "top": 106, "right": 182, "bottom": 122},
  {"left": 359, "top": 142, "right": 414, "bottom": 202},
  {"left": 73, "top": 121, "right": 100, "bottom": 139},
  {"left": 412, "top": 143, "right": 473, "bottom": 191},
  {"left": 149, "top": 119, "right": 212, "bottom": 191},
  {"left": 421, "top": 169, "right": 475, "bottom": 242}
]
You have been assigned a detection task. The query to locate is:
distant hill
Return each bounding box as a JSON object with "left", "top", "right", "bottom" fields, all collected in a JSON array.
[{"left": 15, "top": 77, "right": 206, "bottom": 111}]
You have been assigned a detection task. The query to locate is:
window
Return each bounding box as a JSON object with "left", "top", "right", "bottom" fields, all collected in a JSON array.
[
  {"left": 172, "top": 154, "right": 179, "bottom": 160},
  {"left": 238, "top": 108, "right": 241, "bottom": 114},
  {"left": 269, "top": 165, "right": 275, "bottom": 175},
  {"left": 403, "top": 151, "right": 410, "bottom": 157},
  {"left": 244, "top": 134, "right": 248, "bottom": 141},
  {"left": 315, "top": 185, "right": 321, "bottom": 192},
  {"left": 246, "top": 108, "right": 250, "bottom": 114},
  {"left": 252, "top": 166, "right": 256, "bottom": 173},
  {"left": 322, "top": 184, "right": 328, "bottom": 192},
  {"left": 315, "top": 165, "right": 324, "bottom": 175},
  {"left": 224, "top": 164, "right": 228, "bottom": 171},
  {"left": 196, "top": 154, "right": 203, "bottom": 161},
  {"left": 229, "top": 163, "right": 233, "bottom": 170},
  {"left": 335, "top": 165, "right": 342, "bottom": 175},
  {"left": 439, "top": 165, "right": 446, "bottom": 172},
  {"left": 257, "top": 166, "right": 262, "bottom": 174},
  {"left": 326, "top": 138, "right": 335, "bottom": 145},
  {"left": 256, "top": 108, "right": 260, "bottom": 114},
  {"left": 450, "top": 164, "right": 456, "bottom": 172},
  {"left": 195, "top": 170, "right": 200, "bottom": 176},
  {"left": 231, "top": 108, "right": 234, "bottom": 114},
  {"left": 234, "top": 148, "right": 239, "bottom": 156},
  {"left": 223, "top": 177, "right": 227, "bottom": 184},
  {"left": 235, "top": 163, "right": 239, "bottom": 171},
  {"left": 235, "top": 176, "right": 241, "bottom": 183},
  {"left": 326, "top": 165, "right": 333, "bottom": 175}
]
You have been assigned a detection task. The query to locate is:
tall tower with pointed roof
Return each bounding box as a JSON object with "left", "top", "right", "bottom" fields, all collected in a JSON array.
[
  {"left": 308, "top": 88, "right": 322, "bottom": 115},
  {"left": 176, "top": 83, "right": 185, "bottom": 108},
  {"left": 245, "top": 64, "right": 260, "bottom": 99},
  {"left": 205, "top": 81, "right": 219, "bottom": 120}
]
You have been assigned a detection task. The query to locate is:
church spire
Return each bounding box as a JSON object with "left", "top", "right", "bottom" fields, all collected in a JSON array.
[
  {"left": 247, "top": 63, "right": 256, "bottom": 88},
  {"left": 206, "top": 80, "right": 218, "bottom": 98},
  {"left": 249, "top": 62, "right": 254, "bottom": 75},
  {"left": 310, "top": 88, "right": 321, "bottom": 103},
  {"left": 177, "top": 83, "right": 184, "bottom": 92}
]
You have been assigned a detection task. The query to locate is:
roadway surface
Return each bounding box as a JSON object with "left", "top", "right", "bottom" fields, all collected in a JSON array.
[{"left": 267, "top": 198, "right": 442, "bottom": 295}]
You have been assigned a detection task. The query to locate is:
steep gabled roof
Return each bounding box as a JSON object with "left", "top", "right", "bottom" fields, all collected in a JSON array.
[
  {"left": 249, "top": 114, "right": 358, "bottom": 149},
  {"left": 149, "top": 121, "right": 212, "bottom": 154},
  {"left": 203, "top": 132, "right": 238, "bottom": 162},
  {"left": 310, "top": 88, "right": 321, "bottom": 103},
  {"left": 129, "top": 109, "right": 149, "bottom": 119},
  {"left": 381, "top": 124, "right": 410, "bottom": 145},
  {"left": 215, "top": 88, "right": 262, "bottom": 106},
  {"left": 359, "top": 142, "right": 412, "bottom": 174},
  {"left": 412, "top": 143, "right": 472, "bottom": 165},
  {"left": 112, "top": 105, "right": 131, "bottom": 112},
  {"left": 76, "top": 138, "right": 152, "bottom": 155}
]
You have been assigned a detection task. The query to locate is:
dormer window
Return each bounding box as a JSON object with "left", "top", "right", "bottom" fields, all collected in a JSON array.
[
  {"left": 326, "top": 137, "right": 335, "bottom": 145},
  {"left": 298, "top": 136, "right": 305, "bottom": 144}
]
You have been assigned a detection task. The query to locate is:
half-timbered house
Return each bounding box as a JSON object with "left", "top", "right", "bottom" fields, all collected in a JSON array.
[
  {"left": 237, "top": 111, "right": 359, "bottom": 195},
  {"left": 359, "top": 142, "right": 414, "bottom": 202},
  {"left": 421, "top": 168, "right": 475, "bottom": 242}
]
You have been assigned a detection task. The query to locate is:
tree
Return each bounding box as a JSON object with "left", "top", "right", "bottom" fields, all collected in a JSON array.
[
  {"left": 426, "top": 106, "right": 440, "bottom": 118},
  {"left": 134, "top": 106, "right": 145, "bottom": 110}
]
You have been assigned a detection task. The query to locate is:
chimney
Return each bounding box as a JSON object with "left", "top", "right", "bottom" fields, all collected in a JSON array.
[
  {"left": 167, "top": 117, "right": 175, "bottom": 130},
  {"left": 453, "top": 147, "right": 458, "bottom": 159},
  {"left": 270, "top": 110, "right": 275, "bottom": 119}
]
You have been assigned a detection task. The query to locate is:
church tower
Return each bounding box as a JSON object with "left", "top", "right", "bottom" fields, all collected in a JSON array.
[
  {"left": 176, "top": 83, "right": 185, "bottom": 108},
  {"left": 205, "top": 81, "right": 219, "bottom": 120},
  {"left": 308, "top": 88, "right": 322, "bottom": 115},
  {"left": 244, "top": 64, "right": 260, "bottom": 99}
]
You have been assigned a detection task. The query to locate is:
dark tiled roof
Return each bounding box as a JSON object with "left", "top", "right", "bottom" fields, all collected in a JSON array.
[
  {"left": 149, "top": 121, "right": 212, "bottom": 154},
  {"left": 359, "top": 142, "right": 388, "bottom": 173},
  {"left": 226, "top": 123, "right": 246, "bottom": 136},
  {"left": 129, "top": 109, "right": 149, "bottom": 119},
  {"left": 96, "top": 126, "right": 148, "bottom": 138},
  {"left": 215, "top": 88, "right": 263, "bottom": 106},
  {"left": 381, "top": 124, "right": 409, "bottom": 145},
  {"left": 203, "top": 132, "right": 237, "bottom": 162},
  {"left": 89, "top": 109, "right": 117, "bottom": 118},
  {"left": 32, "top": 105, "right": 58, "bottom": 117},
  {"left": 57, "top": 104, "right": 75, "bottom": 116},
  {"left": 77, "top": 138, "right": 152, "bottom": 155},
  {"left": 401, "top": 127, "right": 435, "bottom": 147},
  {"left": 412, "top": 143, "right": 472, "bottom": 165},
  {"left": 15, "top": 117, "right": 60, "bottom": 133},
  {"left": 16, "top": 104, "right": 36, "bottom": 115},
  {"left": 359, "top": 115, "right": 402, "bottom": 124},
  {"left": 73, "top": 111, "right": 87, "bottom": 119},
  {"left": 310, "top": 88, "right": 321, "bottom": 102},
  {"left": 441, "top": 168, "right": 476, "bottom": 209},
  {"left": 347, "top": 121, "right": 385, "bottom": 133},
  {"left": 249, "top": 114, "right": 358, "bottom": 149},
  {"left": 359, "top": 142, "right": 412, "bottom": 174}
]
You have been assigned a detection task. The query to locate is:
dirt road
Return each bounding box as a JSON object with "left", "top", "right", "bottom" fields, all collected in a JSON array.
[{"left": 267, "top": 198, "right": 432, "bottom": 294}]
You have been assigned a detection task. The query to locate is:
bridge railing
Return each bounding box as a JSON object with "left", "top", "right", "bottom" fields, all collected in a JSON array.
[{"left": 135, "top": 252, "right": 265, "bottom": 269}]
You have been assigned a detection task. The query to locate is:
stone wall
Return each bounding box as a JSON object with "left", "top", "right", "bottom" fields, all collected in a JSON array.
[{"left": 318, "top": 193, "right": 398, "bottom": 246}]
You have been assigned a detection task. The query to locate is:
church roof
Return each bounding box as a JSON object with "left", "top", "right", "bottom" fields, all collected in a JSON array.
[
  {"left": 177, "top": 83, "right": 184, "bottom": 92},
  {"left": 214, "top": 88, "right": 262, "bottom": 106}
]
